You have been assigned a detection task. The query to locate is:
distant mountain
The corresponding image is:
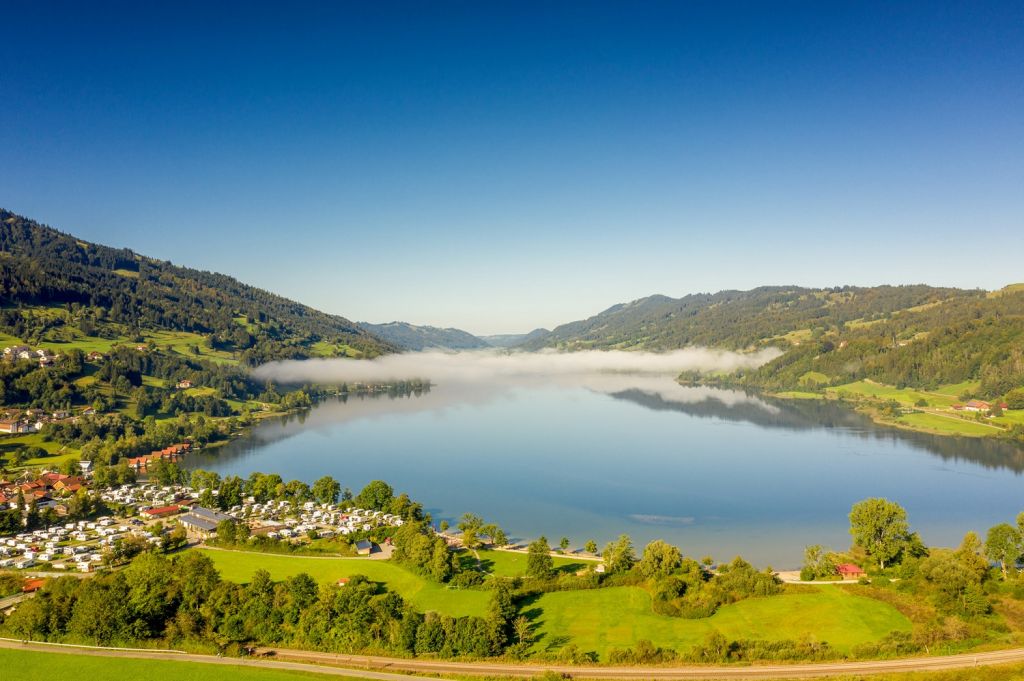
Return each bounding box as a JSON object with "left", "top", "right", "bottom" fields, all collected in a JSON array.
[
  {"left": 481, "top": 328, "right": 550, "bottom": 348},
  {"left": 359, "top": 321, "right": 489, "bottom": 351},
  {"left": 521, "top": 286, "right": 979, "bottom": 351},
  {"left": 0, "top": 208, "right": 393, "bottom": 364}
]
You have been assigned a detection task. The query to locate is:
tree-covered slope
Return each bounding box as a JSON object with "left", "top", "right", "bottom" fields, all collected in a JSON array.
[
  {"left": 730, "top": 287, "right": 1024, "bottom": 399},
  {"left": 0, "top": 209, "right": 392, "bottom": 364},
  {"left": 524, "top": 286, "right": 980, "bottom": 352},
  {"left": 358, "top": 321, "right": 489, "bottom": 351}
]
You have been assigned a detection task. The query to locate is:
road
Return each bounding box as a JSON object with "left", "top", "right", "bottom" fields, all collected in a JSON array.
[{"left": 2, "top": 638, "right": 1024, "bottom": 679}]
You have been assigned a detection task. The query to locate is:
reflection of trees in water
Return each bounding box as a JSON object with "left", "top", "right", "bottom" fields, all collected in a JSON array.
[
  {"left": 610, "top": 388, "right": 1024, "bottom": 474},
  {"left": 185, "top": 386, "right": 432, "bottom": 469}
]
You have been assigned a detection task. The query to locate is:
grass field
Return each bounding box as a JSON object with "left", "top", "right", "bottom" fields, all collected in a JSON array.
[
  {"left": 195, "top": 547, "right": 490, "bottom": 617},
  {"left": 895, "top": 412, "right": 1001, "bottom": 436},
  {"left": 472, "top": 549, "right": 592, "bottom": 577},
  {"left": 0, "top": 648, "right": 364, "bottom": 681},
  {"left": 773, "top": 390, "right": 826, "bottom": 400},
  {"left": 527, "top": 585, "right": 911, "bottom": 658},
  {"left": 830, "top": 381, "right": 962, "bottom": 408},
  {"left": 799, "top": 371, "right": 830, "bottom": 386},
  {"left": 0, "top": 432, "right": 80, "bottom": 468}
]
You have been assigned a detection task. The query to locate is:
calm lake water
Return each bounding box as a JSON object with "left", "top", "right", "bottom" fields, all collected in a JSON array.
[{"left": 185, "top": 377, "right": 1024, "bottom": 567}]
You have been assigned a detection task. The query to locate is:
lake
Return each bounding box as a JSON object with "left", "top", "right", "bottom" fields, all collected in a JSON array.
[{"left": 185, "top": 376, "right": 1024, "bottom": 567}]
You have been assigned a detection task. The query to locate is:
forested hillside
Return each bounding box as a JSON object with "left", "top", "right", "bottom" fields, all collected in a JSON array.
[
  {"left": 525, "top": 284, "right": 1024, "bottom": 403},
  {"left": 523, "top": 286, "right": 981, "bottom": 352},
  {"left": 0, "top": 209, "right": 392, "bottom": 365},
  {"left": 729, "top": 287, "right": 1024, "bottom": 399},
  {"left": 359, "top": 321, "right": 488, "bottom": 351}
]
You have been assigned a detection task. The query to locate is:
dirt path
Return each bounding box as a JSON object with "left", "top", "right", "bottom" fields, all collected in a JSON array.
[{"left": 3, "top": 637, "right": 1024, "bottom": 679}]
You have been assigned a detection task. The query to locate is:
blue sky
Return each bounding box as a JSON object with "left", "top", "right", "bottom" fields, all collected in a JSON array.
[{"left": 2, "top": 1, "right": 1022, "bottom": 335}]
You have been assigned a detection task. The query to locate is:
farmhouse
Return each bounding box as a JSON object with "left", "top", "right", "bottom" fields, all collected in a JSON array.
[
  {"left": 0, "top": 420, "right": 31, "bottom": 434},
  {"left": 836, "top": 563, "right": 866, "bottom": 579}
]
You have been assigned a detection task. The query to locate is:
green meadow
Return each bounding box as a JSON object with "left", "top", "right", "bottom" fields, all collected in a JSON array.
[
  {"left": 528, "top": 585, "right": 911, "bottom": 658},
  {"left": 195, "top": 547, "right": 490, "bottom": 617},
  {"left": 470, "top": 548, "right": 591, "bottom": 577}
]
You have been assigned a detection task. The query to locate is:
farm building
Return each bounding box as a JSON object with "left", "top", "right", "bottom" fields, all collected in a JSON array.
[{"left": 836, "top": 563, "right": 866, "bottom": 579}]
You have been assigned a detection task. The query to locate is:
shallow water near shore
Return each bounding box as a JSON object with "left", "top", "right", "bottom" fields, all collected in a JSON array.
[{"left": 185, "top": 379, "right": 1024, "bottom": 567}]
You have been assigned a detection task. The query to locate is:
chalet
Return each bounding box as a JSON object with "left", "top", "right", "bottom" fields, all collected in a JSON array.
[
  {"left": 0, "top": 420, "right": 31, "bottom": 434},
  {"left": 86, "top": 351, "right": 105, "bottom": 362},
  {"left": 836, "top": 563, "right": 866, "bottom": 579},
  {"left": 355, "top": 539, "right": 373, "bottom": 555},
  {"left": 176, "top": 380, "right": 193, "bottom": 389}
]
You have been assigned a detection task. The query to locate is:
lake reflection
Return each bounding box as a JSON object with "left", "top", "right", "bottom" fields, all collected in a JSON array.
[{"left": 185, "top": 380, "right": 1024, "bottom": 567}]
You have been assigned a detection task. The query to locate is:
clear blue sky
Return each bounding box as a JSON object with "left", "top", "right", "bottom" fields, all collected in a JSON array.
[{"left": 2, "top": 1, "right": 1022, "bottom": 335}]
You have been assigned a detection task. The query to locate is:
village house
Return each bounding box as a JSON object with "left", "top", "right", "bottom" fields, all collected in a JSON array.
[
  {"left": 836, "top": 563, "right": 866, "bottom": 579},
  {"left": 0, "top": 420, "right": 32, "bottom": 434}
]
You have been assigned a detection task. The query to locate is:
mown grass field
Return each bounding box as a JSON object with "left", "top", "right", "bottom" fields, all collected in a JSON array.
[
  {"left": 895, "top": 412, "right": 1002, "bottom": 436},
  {"left": 527, "top": 585, "right": 911, "bottom": 658},
  {"left": 0, "top": 648, "right": 365, "bottom": 681},
  {"left": 471, "top": 548, "right": 592, "bottom": 577},
  {"left": 195, "top": 547, "right": 490, "bottom": 617}
]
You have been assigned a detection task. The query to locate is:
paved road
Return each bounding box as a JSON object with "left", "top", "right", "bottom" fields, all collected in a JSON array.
[{"left": 2, "top": 638, "right": 1020, "bottom": 679}]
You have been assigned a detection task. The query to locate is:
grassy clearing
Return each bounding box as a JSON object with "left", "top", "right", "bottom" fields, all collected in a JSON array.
[
  {"left": 472, "top": 549, "right": 591, "bottom": 578},
  {"left": 528, "top": 585, "right": 911, "bottom": 658},
  {"left": 799, "top": 371, "right": 830, "bottom": 386},
  {"left": 0, "top": 648, "right": 366, "bottom": 681},
  {"left": 774, "top": 390, "right": 826, "bottom": 400},
  {"left": 830, "top": 381, "right": 960, "bottom": 408},
  {"left": 195, "top": 547, "right": 489, "bottom": 617},
  {"left": 0, "top": 432, "right": 80, "bottom": 468},
  {"left": 895, "top": 412, "right": 1001, "bottom": 437}
]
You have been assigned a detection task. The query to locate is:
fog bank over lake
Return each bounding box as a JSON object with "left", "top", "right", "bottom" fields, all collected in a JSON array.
[
  {"left": 251, "top": 347, "right": 783, "bottom": 385},
  {"left": 191, "top": 356, "right": 1024, "bottom": 566}
]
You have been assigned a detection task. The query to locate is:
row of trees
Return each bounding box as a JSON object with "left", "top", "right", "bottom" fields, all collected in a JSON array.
[{"left": 1, "top": 551, "right": 514, "bottom": 657}]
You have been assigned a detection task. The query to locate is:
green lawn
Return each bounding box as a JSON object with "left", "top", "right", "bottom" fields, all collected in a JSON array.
[
  {"left": 0, "top": 648, "right": 367, "bottom": 681},
  {"left": 195, "top": 547, "right": 489, "bottom": 617},
  {"left": 0, "top": 432, "right": 81, "bottom": 468},
  {"left": 528, "top": 585, "right": 911, "bottom": 658},
  {"left": 472, "top": 549, "right": 591, "bottom": 578},
  {"left": 895, "top": 412, "right": 1001, "bottom": 436}
]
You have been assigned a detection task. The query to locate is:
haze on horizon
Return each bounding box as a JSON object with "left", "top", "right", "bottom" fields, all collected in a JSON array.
[{"left": 2, "top": 2, "right": 1022, "bottom": 335}]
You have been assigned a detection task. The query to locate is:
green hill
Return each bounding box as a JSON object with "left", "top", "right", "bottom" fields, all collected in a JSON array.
[
  {"left": 522, "top": 286, "right": 981, "bottom": 352},
  {"left": 0, "top": 208, "right": 392, "bottom": 365},
  {"left": 524, "top": 285, "right": 1024, "bottom": 404}
]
